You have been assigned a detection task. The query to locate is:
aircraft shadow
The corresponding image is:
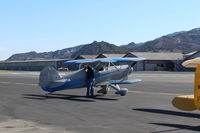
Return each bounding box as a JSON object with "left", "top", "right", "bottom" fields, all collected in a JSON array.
[
  {"left": 23, "top": 93, "right": 118, "bottom": 102},
  {"left": 133, "top": 108, "right": 200, "bottom": 132},
  {"left": 150, "top": 123, "right": 200, "bottom": 133},
  {"left": 51, "top": 93, "right": 119, "bottom": 101},
  {"left": 133, "top": 108, "right": 200, "bottom": 119}
]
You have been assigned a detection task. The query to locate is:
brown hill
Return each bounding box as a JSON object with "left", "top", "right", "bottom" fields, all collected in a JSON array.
[
  {"left": 132, "top": 28, "right": 200, "bottom": 53},
  {"left": 6, "top": 28, "right": 200, "bottom": 61},
  {"left": 71, "top": 41, "right": 128, "bottom": 58},
  {"left": 7, "top": 45, "right": 83, "bottom": 61}
]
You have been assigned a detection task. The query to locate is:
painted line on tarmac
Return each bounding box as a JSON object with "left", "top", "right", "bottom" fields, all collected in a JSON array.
[
  {"left": 128, "top": 90, "right": 181, "bottom": 96},
  {"left": 0, "top": 81, "right": 37, "bottom": 86}
]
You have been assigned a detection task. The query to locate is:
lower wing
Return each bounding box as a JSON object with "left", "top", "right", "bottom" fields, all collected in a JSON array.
[
  {"left": 109, "top": 79, "right": 142, "bottom": 84},
  {"left": 172, "top": 58, "right": 200, "bottom": 111},
  {"left": 172, "top": 95, "right": 197, "bottom": 111}
]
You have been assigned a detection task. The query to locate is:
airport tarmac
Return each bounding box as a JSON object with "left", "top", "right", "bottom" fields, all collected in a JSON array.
[{"left": 0, "top": 71, "right": 200, "bottom": 133}]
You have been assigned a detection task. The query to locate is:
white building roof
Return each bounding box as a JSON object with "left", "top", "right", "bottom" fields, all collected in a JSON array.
[
  {"left": 126, "top": 52, "right": 183, "bottom": 60},
  {"left": 75, "top": 55, "right": 98, "bottom": 59},
  {"left": 97, "top": 54, "right": 126, "bottom": 58}
]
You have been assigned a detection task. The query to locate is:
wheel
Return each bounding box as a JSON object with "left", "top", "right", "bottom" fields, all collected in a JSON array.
[
  {"left": 102, "top": 91, "right": 108, "bottom": 94},
  {"left": 120, "top": 94, "right": 126, "bottom": 96},
  {"left": 45, "top": 94, "right": 49, "bottom": 98}
]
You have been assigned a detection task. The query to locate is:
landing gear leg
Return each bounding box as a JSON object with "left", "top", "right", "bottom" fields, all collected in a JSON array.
[
  {"left": 109, "top": 84, "right": 128, "bottom": 96},
  {"left": 97, "top": 85, "right": 110, "bottom": 95}
]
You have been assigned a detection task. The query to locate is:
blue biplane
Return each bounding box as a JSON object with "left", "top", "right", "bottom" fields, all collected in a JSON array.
[{"left": 39, "top": 57, "right": 145, "bottom": 97}]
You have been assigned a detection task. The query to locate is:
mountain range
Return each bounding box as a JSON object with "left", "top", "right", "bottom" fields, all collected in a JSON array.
[
  {"left": 6, "top": 28, "right": 200, "bottom": 61},
  {"left": 7, "top": 45, "right": 83, "bottom": 61},
  {"left": 132, "top": 28, "right": 200, "bottom": 53}
]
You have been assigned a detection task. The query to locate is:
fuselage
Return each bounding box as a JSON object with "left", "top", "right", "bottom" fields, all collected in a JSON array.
[{"left": 42, "top": 65, "right": 131, "bottom": 92}]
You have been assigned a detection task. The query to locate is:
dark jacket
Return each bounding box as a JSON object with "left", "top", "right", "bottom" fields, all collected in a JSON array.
[{"left": 86, "top": 66, "right": 94, "bottom": 79}]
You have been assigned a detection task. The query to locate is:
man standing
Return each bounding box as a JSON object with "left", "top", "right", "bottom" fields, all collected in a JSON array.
[{"left": 85, "top": 65, "right": 95, "bottom": 97}]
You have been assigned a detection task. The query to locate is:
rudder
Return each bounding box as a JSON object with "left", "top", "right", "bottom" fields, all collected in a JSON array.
[{"left": 39, "top": 66, "right": 62, "bottom": 89}]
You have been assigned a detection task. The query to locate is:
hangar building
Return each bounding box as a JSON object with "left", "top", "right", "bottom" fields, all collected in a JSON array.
[
  {"left": 0, "top": 52, "right": 184, "bottom": 71},
  {"left": 0, "top": 59, "right": 70, "bottom": 71},
  {"left": 124, "top": 52, "right": 183, "bottom": 71}
]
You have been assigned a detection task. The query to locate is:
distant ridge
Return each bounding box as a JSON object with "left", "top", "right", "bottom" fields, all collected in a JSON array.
[
  {"left": 7, "top": 45, "right": 83, "bottom": 61},
  {"left": 7, "top": 41, "right": 128, "bottom": 61},
  {"left": 120, "top": 42, "right": 143, "bottom": 49},
  {"left": 71, "top": 41, "right": 128, "bottom": 58},
  {"left": 131, "top": 28, "right": 200, "bottom": 53},
  {"left": 6, "top": 27, "right": 200, "bottom": 61}
]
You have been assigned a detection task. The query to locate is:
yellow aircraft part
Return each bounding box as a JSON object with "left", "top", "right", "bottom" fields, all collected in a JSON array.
[
  {"left": 172, "top": 95, "right": 196, "bottom": 111},
  {"left": 173, "top": 58, "right": 200, "bottom": 111},
  {"left": 194, "top": 65, "right": 200, "bottom": 110},
  {"left": 182, "top": 57, "right": 200, "bottom": 68}
]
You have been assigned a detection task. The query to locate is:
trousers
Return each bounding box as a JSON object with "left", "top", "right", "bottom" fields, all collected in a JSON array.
[{"left": 87, "top": 78, "right": 95, "bottom": 96}]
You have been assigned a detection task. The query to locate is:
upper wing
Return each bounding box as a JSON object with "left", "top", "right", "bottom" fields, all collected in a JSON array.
[
  {"left": 109, "top": 79, "right": 142, "bottom": 84},
  {"left": 109, "top": 57, "right": 145, "bottom": 62},
  {"left": 64, "top": 57, "right": 145, "bottom": 66},
  {"left": 64, "top": 58, "right": 101, "bottom": 65},
  {"left": 182, "top": 57, "right": 200, "bottom": 68}
]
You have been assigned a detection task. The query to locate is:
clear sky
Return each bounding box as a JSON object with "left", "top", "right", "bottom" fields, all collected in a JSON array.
[{"left": 0, "top": 0, "right": 200, "bottom": 60}]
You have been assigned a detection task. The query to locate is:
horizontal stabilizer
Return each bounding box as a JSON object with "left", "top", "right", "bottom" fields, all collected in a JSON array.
[
  {"left": 53, "top": 79, "right": 69, "bottom": 83},
  {"left": 109, "top": 79, "right": 142, "bottom": 84},
  {"left": 172, "top": 95, "right": 197, "bottom": 111}
]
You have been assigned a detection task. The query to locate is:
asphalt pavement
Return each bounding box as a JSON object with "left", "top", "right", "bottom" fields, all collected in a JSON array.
[{"left": 0, "top": 71, "right": 200, "bottom": 133}]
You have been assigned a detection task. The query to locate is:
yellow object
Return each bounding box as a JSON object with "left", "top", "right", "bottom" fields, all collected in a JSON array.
[
  {"left": 172, "top": 95, "right": 196, "bottom": 111},
  {"left": 182, "top": 57, "right": 200, "bottom": 68},
  {"left": 194, "top": 65, "right": 200, "bottom": 110},
  {"left": 171, "top": 58, "right": 200, "bottom": 111}
]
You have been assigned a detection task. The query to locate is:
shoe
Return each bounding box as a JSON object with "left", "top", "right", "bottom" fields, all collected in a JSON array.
[{"left": 90, "top": 94, "right": 95, "bottom": 98}]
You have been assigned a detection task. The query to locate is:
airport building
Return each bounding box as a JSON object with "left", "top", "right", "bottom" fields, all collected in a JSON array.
[
  {"left": 0, "top": 52, "right": 184, "bottom": 71},
  {"left": 75, "top": 54, "right": 126, "bottom": 59},
  {"left": 0, "top": 59, "right": 70, "bottom": 71},
  {"left": 124, "top": 52, "right": 183, "bottom": 71},
  {"left": 96, "top": 54, "right": 126, "bottom": 58},
  {"left": 75, "top": 53, "right": 184, "bottom": 71},
  {"left": 181, "top": 51, "right": 200, "bottom": 71},
  {"left": 75, "top": 55, "right": 98, "bottom": 59}
]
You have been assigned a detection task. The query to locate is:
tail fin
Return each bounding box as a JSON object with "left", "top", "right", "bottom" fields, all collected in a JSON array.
[
  {"left": 39, "top": 66, "right": 62, "bottom": 89},
  {"left": 172, "top": 58, "right": 200, "bottom": 111}
]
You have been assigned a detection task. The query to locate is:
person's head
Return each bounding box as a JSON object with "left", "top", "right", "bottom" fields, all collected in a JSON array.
[
  {"left": 87, "top": 65, "right": 91, "bottom": 69},
  {"left": 84, "top": 65, "right": 88, "bottom": 69},
  {"left": 84, "top": 65, "right": 91, "bottom": 69}
]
